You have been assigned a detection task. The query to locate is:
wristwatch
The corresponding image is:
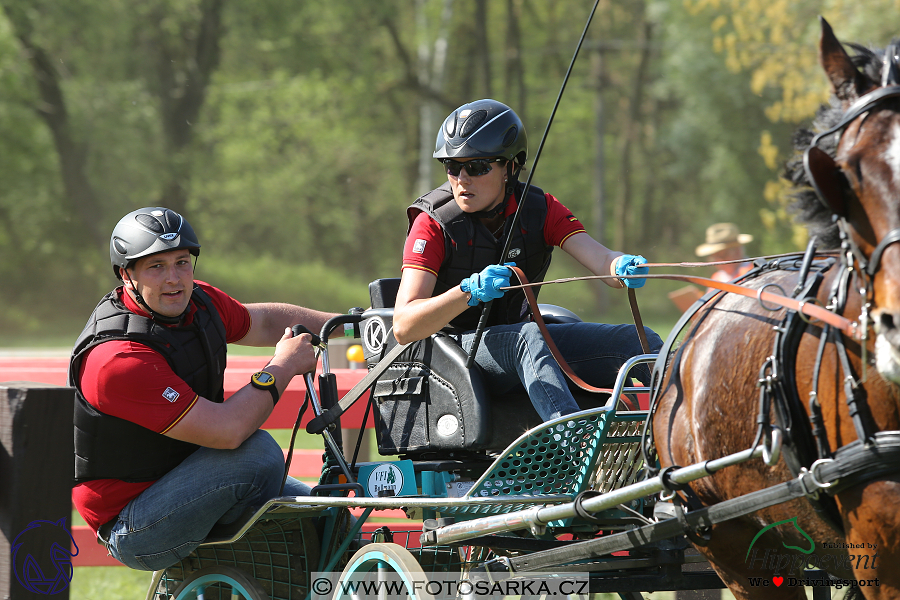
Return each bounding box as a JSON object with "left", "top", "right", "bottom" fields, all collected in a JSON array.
[{"left": 250, "top": 370, "right": 280, "bottom": 405}]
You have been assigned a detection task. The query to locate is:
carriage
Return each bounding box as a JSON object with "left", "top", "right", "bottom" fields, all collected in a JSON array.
[
  {"left": 146, "top": 20, "right": 900, "bottom": 600},
  {"left": 146, "top": 289, "right": 726, "bottom": 600}
]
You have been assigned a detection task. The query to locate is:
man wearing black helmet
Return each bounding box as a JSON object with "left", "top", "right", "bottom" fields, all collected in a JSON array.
[
  {"left": 394, "top": 99, "right": 663, "bottom": 421},
  {"left": 69, "top": 207, "right": 339, "bottom": 571}
]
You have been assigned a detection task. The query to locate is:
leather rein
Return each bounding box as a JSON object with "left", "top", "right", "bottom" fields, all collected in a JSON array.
[{"left": 507, "top": 258, "right": 862, "bottom": 342}]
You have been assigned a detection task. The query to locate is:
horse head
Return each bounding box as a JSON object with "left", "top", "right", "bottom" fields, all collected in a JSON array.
[{"left": 809, "top": 18, "right": 900, "bottom": 383}]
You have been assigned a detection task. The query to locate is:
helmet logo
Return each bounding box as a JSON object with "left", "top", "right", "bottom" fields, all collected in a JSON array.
[
  {"left": 508, "top": 248, "right": 522, "bottom": 259},
  {"left": 159, "top": 233, "right": 178, "bottom": 241}
]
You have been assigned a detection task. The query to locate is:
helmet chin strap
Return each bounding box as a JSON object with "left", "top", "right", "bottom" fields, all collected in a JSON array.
[{"left": 122, "top": 269, "right": 186, "bottom": 325}]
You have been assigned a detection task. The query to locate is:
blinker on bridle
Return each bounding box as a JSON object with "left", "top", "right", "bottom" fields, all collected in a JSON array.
[{"left": 803, "top": 41, "right": 900, "bottom": 277}]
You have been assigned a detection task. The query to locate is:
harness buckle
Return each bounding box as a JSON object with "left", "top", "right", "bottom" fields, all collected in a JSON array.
[
  {"left": 757, "top": 283, "right": 788, "bottom": 312},
  {"left": 762, "top": 426, "right": 783, "bottom": 467},
  {"left": 809, "top": 458, "right": 839, "bottom": 490},
  {"left": 796, "top": 296, "right": 825, "bottom": 326},
  {"left": 796, "top": 467, "right": 820, "bottom": 499}
]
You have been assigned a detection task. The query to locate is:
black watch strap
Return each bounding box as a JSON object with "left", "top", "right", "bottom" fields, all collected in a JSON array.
[{"left": 250, "top": 370, "right": 280, "bottom": 405}]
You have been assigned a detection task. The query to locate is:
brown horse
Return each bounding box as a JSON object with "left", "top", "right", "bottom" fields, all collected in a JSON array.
[{"left": 652, "top": 19, "right": 900, "bottom": 599}]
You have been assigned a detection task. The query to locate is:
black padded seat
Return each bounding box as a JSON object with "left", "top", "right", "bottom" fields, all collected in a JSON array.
[{"left": 359, "top": 279, "right": 605, "bottom": 457}]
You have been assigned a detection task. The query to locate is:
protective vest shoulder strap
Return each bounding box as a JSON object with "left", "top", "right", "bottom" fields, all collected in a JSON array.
[{"left": 408, "top": 182, "right": 553, "bottom": 330}]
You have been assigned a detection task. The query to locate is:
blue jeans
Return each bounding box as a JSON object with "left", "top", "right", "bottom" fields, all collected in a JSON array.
[
  {"left": 461, "top": 322, "right": 662, "bottom": 421},
  {"left": 106, "top": 430, "right": 311, "bottom": 571}
]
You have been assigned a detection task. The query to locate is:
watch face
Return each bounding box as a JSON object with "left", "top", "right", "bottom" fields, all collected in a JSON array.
[{"left": 254, "top": 372, "right": 274, "bottom": 385}]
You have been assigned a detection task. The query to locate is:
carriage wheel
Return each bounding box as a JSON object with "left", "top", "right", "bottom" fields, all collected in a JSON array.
[
  {"left": 171, "top": 565, "right": 269, "bottom": 600},
  {"left": 334, "top": 542, "right": 434, "bottom": 600}
]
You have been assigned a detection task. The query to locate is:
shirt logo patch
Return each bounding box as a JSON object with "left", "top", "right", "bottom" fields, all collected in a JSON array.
[
  {"left": 413, "top": 239, "right": 427, "bottom": 254},
  {"left": 567, "top": 215, "right": 578, "bottom": 222},
  {"left": 162, "top": 387, "right": 180, "bottom": 402},
  {"left": 508, "top": 248, "right": 522, "bottom": 259}
]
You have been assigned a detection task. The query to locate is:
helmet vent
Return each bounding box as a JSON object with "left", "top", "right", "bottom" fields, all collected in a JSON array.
[
  {"left": 112, "top": 237, "right": 128, "bottom": 256},
  {"left": 459, "top": 110, "right": 487, "bottom": 138},
  {"left": 446, "top": 114, "right": 457, "bottom": 138},
  {"left": 135, "top": 213, "right": 164, "bottom": 233},
  {"left": 502, "top": 126, "right": 518, "bottom": 148},
  {"left": 162, "top": 209, "right": 181, "bottom": 231}
]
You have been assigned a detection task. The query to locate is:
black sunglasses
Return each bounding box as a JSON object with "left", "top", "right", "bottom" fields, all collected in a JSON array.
[{"left": 441, "top": 158, "right": 505, "bottom": 177}]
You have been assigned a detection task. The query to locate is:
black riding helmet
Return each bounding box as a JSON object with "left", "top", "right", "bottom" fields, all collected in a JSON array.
[
  {"left": 434, "top": 99, "right": 527, "bottom": 166},
  {"left": 435, "top": 100, "right": 528, "bottom": 216},
  {"left": 110, "top": 207, "right": 200, "bottom": 280}
]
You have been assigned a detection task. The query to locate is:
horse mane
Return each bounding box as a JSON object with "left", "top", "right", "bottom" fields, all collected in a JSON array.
[{"left": 783, "top": 41, "right": 896, "bottom": 249}]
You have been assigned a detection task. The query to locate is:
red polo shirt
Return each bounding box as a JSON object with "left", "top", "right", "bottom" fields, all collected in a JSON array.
[
  {"left": 402, "top": 191, "right": 585, "bottom": 275},
  {"left": 72, "top": 281, "right": 251, "bottom": 533}
]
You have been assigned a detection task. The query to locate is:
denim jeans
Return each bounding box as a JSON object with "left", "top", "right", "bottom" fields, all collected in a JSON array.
[
  {"left": 461, "top": 321, "right": 663, "bottom": 421},
  {"left": 106, "top": 429, "right": 311, "bottom": 571}
]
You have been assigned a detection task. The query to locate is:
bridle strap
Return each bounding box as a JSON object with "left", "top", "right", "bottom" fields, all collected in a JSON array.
[
  {"left": 809, "top": 85, "right": 900, "bottom": 147},
  {"left": 866, "top": 226, "right": 900, "bottom": 276}
]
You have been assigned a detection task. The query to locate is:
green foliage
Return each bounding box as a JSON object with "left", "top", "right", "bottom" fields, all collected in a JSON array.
[
  {"left": 1, "top": 0, "right": 894, "bottom": 341},
  {"left": 197, "top": 252, "right": 370, "bottom": 314}
]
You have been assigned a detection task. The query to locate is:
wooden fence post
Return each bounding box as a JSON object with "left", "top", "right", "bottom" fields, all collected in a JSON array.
[{"left": 1, "top": 382, "right": 74, "bottom": 600}]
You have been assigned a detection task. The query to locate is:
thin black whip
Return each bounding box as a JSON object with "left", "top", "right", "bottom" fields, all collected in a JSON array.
[{"left": 466, "top": 0, "right": 604, "bottom": 367}]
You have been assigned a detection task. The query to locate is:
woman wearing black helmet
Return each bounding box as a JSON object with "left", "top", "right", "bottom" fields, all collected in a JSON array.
[
  {"left": 394, "top": 99, "right": 662, "bottom": 421},
  {"left": 70, "top": 207, "right": 340, "bottom": 571}
]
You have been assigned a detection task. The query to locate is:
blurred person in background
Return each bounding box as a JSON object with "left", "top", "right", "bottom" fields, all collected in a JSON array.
[
  {"left": 695, "top": 222, "right": 754, "bottom": 284},
  {"left": 668, "top": 222, "right": 755, "bottom": 311},
  {"left": 393, "top": 99, "right": 662, "bottom": 422},
  {"left": 70, "top": 207, "right": 339, "bottom": 571}
]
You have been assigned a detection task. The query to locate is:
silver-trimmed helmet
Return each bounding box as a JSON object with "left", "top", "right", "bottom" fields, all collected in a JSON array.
[{"left": 110, "top": 207, "right": 200, "bottom": 279}]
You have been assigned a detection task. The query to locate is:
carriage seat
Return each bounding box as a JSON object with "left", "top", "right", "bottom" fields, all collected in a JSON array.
[{"left": 360, "top": 278, "right": 590, "bottom": 457}]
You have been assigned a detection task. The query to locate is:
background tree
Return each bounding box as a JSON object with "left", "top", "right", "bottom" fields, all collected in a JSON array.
[{"left": 0, "top": 0, "right": 894, "bottom": 342}]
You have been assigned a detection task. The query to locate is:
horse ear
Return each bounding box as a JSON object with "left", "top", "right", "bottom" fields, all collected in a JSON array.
[
  {"left": 805, "top": 146, "right": 846, "bottom": 216},
  {"left": 818, "top": 17, "right": 869, "bottom": 106}
]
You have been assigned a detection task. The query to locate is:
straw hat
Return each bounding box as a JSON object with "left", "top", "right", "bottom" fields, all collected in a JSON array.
[{"left": 695, "top": 223, "right": 753, "bottom": 257}]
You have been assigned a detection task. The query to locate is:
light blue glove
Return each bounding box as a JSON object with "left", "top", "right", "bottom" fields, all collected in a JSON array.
[
  {"left": 615, "top": 254, "right": 648, "bottom": 288},
  {"left": 460, "top": 263, "right": 515, "bottom": 306}
]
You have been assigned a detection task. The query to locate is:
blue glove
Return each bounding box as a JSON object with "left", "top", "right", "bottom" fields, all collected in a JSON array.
[
  {"left": 460, "top": 263, "right": 515, "bottom": 306},
  {"left": 615, "top": 254, "right": 648, "bottom": 288}
]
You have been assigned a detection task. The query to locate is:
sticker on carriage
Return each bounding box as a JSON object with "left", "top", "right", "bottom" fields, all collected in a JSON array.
[
  {"left": 358, "top": 460, "right": 417, "bottom": 497},
  {"left": 447, "top": 480, "right": 475, "bottom": 497},
  {"left": 362, "top": 316, "right": 388, "bottom": 355}
]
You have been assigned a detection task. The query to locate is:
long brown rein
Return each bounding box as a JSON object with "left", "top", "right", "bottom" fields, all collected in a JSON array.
[
  {"left": 508, "top": 251, "right": 859, "bottom": 352},
  {"left": 509, "top": 266, "right": 641, "bottom": 410}
]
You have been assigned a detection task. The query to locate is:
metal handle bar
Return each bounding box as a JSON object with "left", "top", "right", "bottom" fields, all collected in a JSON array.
[
  {"left": 603, "top": 354, "right": 657, "bottom": 410},
  {"left": 313, "top": 313, "right": 363, "bottom": 374},
  {"left": 302, "top": 372, "right": 356, "bottom": 487}
]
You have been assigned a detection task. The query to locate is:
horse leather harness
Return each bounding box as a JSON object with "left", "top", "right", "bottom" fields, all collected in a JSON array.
[{"left": 616, "top": 78, "right": 900, "bottom": 540}]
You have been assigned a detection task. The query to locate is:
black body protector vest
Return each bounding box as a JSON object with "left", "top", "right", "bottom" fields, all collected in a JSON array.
[
  {"left": 407, "top": 181, "right": 553, "bottom": 331},
  {"left": 70, "top": 285, "right": 228, "bottom": 483}
]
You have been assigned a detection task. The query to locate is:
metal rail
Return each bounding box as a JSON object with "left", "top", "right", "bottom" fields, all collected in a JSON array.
[{"left": 421, "top": 444, "right": 766, "bottom": 546}]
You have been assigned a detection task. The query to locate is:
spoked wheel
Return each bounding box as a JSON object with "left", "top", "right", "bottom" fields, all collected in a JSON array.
[
  {"left": 334, "top": 543, "right": 434, "bottom": 600},
  {"left": 171, "top": 565, "right": 269, "bottom": 600}
]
